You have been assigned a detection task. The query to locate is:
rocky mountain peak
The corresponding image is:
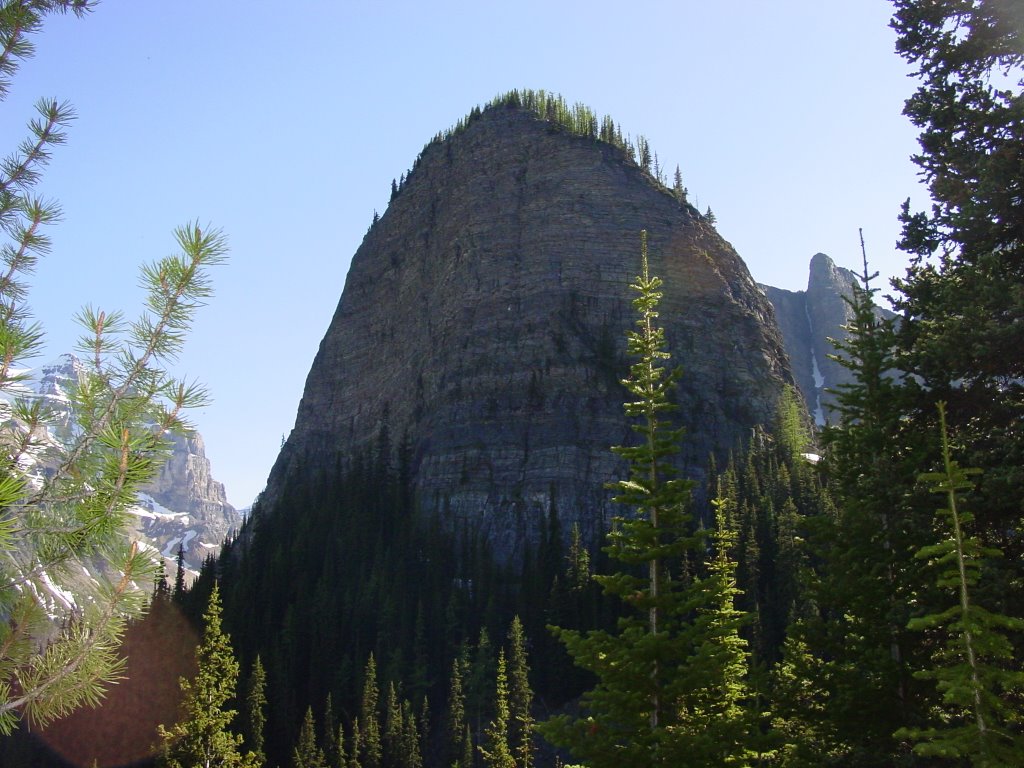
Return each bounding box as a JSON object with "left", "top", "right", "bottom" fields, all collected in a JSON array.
[
  {"left": 762, "top": 253, "right": 895, "bottom": 425},
  {"left": 259, "top": 101, "right": 796, "bottom": 561}
]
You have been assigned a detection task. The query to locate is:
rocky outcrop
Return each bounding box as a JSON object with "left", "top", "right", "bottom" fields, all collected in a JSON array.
[
  {"left": 260, "top": 104, "right": 796, "bottom": 561},
  {"left": 20, "top": 355, "right": 239, "bottom": 573},
  {"left": 762, "top": 253, "right": 896, "bottom": 424}
]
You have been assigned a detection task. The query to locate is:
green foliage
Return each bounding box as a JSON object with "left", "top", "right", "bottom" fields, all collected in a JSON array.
[
  {"left": 293, "top": 706, "right": 327, "bottom": 768},
  {"left": 541, "top": 232, "right": 761, "bottom": 767},
  {"left": 360, "top": 654, "right": 382, "bottom": 768},
  {"left": 245, "top": 655, "right": 268, "bottom": 764},
  {"left": 896, "top": 402, "right": 1024, "bottom": 765},
  {"left": 0, "top": 2, "right": 227, "bottom": 735},
  {"left": 479, "top": 649, "right": 515, "bottom": 768},
  {"left": 890, "top": 0, "right": 1024, "bottom": 576},
  {"left": 157, "top": 585, "right": 258, "bottom": 768},
  {"left": 506, "top": 616, "right": 534, "bottom": 768}
]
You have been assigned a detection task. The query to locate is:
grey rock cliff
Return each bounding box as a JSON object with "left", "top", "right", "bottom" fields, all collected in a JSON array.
[
  {"left": 262, "top": 105, "right": 796, "bottom": 560},
  {"left": 762, "top": 253, "right": 896, "bottom": 424}
]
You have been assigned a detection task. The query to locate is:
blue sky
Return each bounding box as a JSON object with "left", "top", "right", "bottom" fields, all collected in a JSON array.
[{"left": 2, "top": 1, "right": 926, "bottom": 507}]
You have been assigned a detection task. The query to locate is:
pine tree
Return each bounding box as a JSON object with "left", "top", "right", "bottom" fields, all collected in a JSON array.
[
  {"left": 293, "top": 706, "right": 327, "bottom": 768},
  {"left": 478, "top": 649, "right": 515, "bottom": 768},
  {"left": 245, "top": 656, "right": 267, "bottom": 765},
  {"left": 156, "top": 585, "right": 258, "bottom": 768},
  {"left": 348, "top": 719, "right": 363, "bottom": 768},
  {"left": 323, "top": 694, "right": 338, "bottom": 768},
  {"left": 0, "top": 3, "right": 227, "bottom": 732},
  {"left": 506, "top": 617, "right": 533, "bottom": 768},
  {"left": 896, "top": 402, "right": 1024, "bottom": 765}
]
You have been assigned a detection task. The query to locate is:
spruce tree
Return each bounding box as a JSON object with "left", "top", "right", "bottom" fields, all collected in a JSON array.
[
  {"left": 293, "top": 706, "right": 327, "bottom": 768},
  {"left": 896, "top": 402, "right": 1024, "bottom": 765},
  {"left": 245, "top": 656, "right": 267, "bottom": 765},
  {"left": 360, "top": 655, "right": 382, "bottom": 768},
  {"left": 541, "top": 231, "right": 750, "bottom": 767},
  {"left": 156, "top": 585, "right": 258, "bottom": 768},
  {"left": 382, "top": 682, "right": 402, "bottom": 768},
  {"left": 506, "top": 617, "right": 534, "bottom": 768},
  {"left": 889, "top": 0, "right": 1024, "bottom": 610},
  {"left": 478, "top": 649, "right": 515, "bottom": 768}
]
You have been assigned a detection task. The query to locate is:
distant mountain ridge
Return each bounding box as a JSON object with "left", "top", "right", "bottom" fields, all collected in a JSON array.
[{"left": 18, "top": 355, "right": 240, "bottom": 574}]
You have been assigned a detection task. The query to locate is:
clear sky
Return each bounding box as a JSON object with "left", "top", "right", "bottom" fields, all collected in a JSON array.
[{"left": 2, "top": 0, "right": 927, "bottom": 508}]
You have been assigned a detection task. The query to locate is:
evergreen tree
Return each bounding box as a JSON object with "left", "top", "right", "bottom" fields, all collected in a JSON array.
[
  {"left": 245, "top": 656, "right": 268, "bottom": 765},
  {"left": 400, "top": 700, "right": 423, "bottom": 768},
  {"left": 541, "top": 231, "right": 757, "bottom": 766},
  {"left": 360, "top": 655, "right": 382, "bottom": 768},
  {"left": 506, "top": 617, "right": 534, "bottom": 768},
  {"left": 293, "top": 706, "right": 327, "bottom": 768},
  {"left": 156, "top": 585, "right": 258, "bottom": 768},
  {"left": 811, "top": 236, "right": 934, "bottom": 760},
  {"left": 382, "top": 682, "right": 402, "bottom": 768},
  {"left": 0, "top": 3, "right": 227, "bottom": 732},
  {"left": 478, "top": 649, "right": 515, "bottom": 768},
  {"left": 889, "top": 0, "right": 1024, "bottom": 622},
  {"left": 174, "top": 543, "right": 187, "bottom": 601},
  {"left": 323, "top": 694, "right": 339, "bottom": 768},
  {"left": 896, "top": 402, "right": 1024, "bottom": 765},
  {"left": 446, "top": 651, "right": 469, "bottom": 767},
  {"left": 348, "top": 719, "right": 363, "bottom": 768}
]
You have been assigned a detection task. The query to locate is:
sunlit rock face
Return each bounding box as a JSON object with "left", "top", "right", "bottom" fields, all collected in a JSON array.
[
  {"left": 263, "top": 105, "right": 795, "bottom": 560},
  {"left": 762, "top": 253, "right": 897, "bottom": 425}
]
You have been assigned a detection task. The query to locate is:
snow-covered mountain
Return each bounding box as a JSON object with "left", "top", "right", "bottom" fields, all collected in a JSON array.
[{"left": 12, "top": 354, "right": 241, "bottom": 577}]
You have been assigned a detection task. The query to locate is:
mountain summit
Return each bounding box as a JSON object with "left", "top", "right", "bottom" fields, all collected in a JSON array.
[{"left": 260, "top": 100, "right": 795, "bottom": 559}]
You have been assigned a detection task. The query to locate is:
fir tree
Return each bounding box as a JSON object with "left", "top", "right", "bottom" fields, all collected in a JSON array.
[
  {"left": 446, "top": 651, "right": 468, "bottom": 767},
  {"left": 506, "top": 617, "right": 534, "bottom": 768},
  {"left": 896, "top": 402, "right": 1024, "bottom": 765},
  {"left": 245, "top": 655, "right": 267, "bottom": 765},
  {"left": 479, "top": 649, "right": 515, "bottom": 768},
  {"left": 293, "top": 706, "right": 327, "bottom": 768},
  {"left": 382, "top": 682, "right": 402, "bottom": 768},
  {"left": 156, "top": 585, "right": 258, "bottom": 768},
  {"left": 541, "top": 231, "right": 751, "bottom": 767},
  {"left": 400, "top": 700, "right": 423, "bottom": 768},
  {"left": 360, "top": 655, "right": 382, "bottom": 768}
]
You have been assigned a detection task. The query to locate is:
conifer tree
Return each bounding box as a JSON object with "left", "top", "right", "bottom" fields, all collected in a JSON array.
[
  {"left": 896, "top": 402, "right": 1024, "bottom": 765},
  {"left": 446, "top": 651, "right": 468, "bottom": 767},
  {"left": 360, "top": 655, "right": 382, "bottom": 768},
  {"left": 814, "top": 234, "right": 931, "bottom": 759},
  {"left": 382, "top": 682, "right": 402, "bottom": 768},
  {"left": 293, "top": 706, "right": 327, "bottom": 768},
  {"left": 245, "top": 655, "right": 268, "bottom": 765},
  {"left": 541, "top": 231, "right": 752, "bottom": 767},
  {"left": 348, "top": 719, "right": 363, "bottom": 768},
  {"left": 0, "top": 3, "right": 228, "bottom": 731},
  {"left": 156, "top": 585, "right": 258, "bottom": 768},
  {"left": 506, "top": 617, "right": 533, "bottom": 768},
  {"left": 323, "top": 694, "right": 339, "bottom": 768},
  {"left": 479, "top": 649, "right": 515, "bottom": 768},
  {"left": 400, "top": 700, "right": 423, "bottom": 768}
]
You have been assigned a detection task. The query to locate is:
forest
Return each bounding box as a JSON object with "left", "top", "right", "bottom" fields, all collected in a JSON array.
[{"left": 1, "top": 1, "right": 1022, "bottom": 767}]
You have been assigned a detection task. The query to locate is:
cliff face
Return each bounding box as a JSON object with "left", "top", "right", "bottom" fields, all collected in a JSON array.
[
  {"left": 263, "top": 105, "right": 795, "bottom": 559},
  {"left": 762, "top": 253, "right": 896, "bottom": 424},
  {"left": 25, "top": 355, "right": 240, "bottom": 573}
]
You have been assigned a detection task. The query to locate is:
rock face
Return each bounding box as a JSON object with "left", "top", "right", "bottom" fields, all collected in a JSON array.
[
  {"left": 263, "top": 105, "right": 796, "bottom": 560},
  {"left": 25, "top": 355, "right": 240, "bottom": 573},
  {"left": 761, "top": 253, "right": 896, "bottom": 424}
]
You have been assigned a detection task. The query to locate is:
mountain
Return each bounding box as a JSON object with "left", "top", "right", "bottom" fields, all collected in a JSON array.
[
  {"left": 258, "top": 100, "right": 796, "bottom": 561},
  {"left": 761, "top": 253, "right": 897, "bottom": 425},
  {"left": 19, "top": 355, "right": 240, "bottom": 574}
]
